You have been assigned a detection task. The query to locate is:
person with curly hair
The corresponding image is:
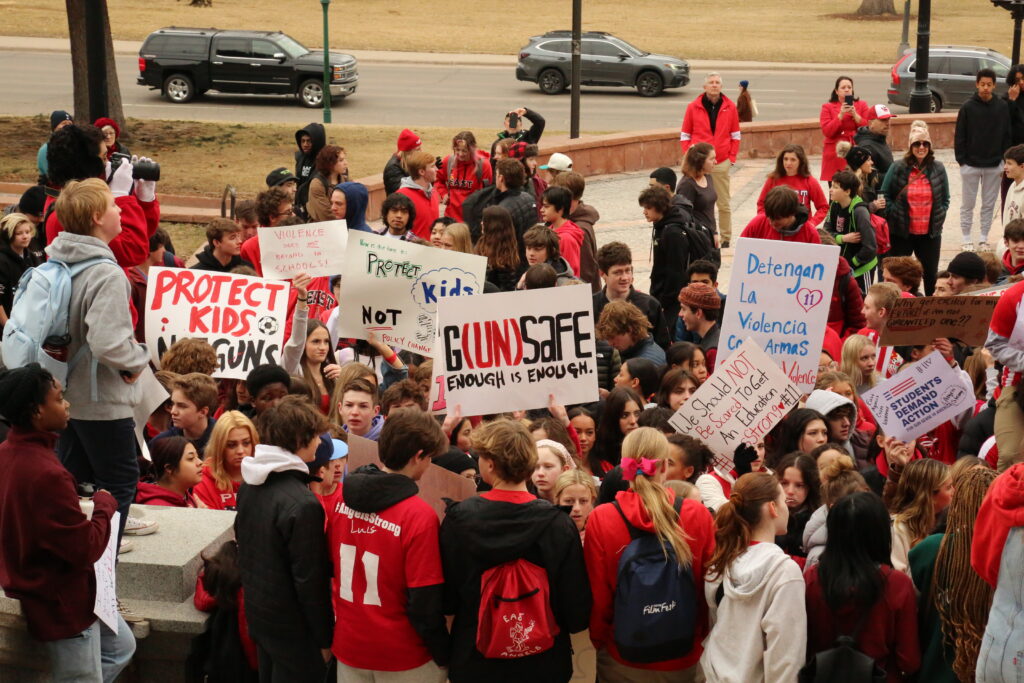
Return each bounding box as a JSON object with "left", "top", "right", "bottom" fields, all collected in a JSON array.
[
  {"left": 159, "top": 338, "right": 219, "bottom": 376},
  {"left": 596, "top": 300, "right": 665, "bottom": 364},
  {"left": 305, "top": 144, "right": 348, "bottom": 222}
]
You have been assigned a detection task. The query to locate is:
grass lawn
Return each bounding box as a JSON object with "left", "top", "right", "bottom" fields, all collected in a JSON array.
[
  {"left": 163, "top": 221, "right": 207, "bottom": 263},
  {"left": 2, "top": 0, "right": 1009, "bottom": 64}
]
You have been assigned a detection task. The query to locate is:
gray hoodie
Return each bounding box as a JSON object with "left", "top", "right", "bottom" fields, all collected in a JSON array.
[
  {"left": 804, "top": 389, "right": 857, "bottom": 456},
  {"left": 46, "top": 233, "right": 150, "bottom": 420}
]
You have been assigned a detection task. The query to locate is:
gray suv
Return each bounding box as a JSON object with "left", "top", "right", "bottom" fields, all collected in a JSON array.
[
  {"left": 887, "top": 45, "right": 1010, "bottom": 113},
  {"left": 516, "top": 31, "right": 689, "bottom": 97}
]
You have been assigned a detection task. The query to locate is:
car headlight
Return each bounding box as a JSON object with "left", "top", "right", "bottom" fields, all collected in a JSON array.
[{"left": 664, "top": 63, "right": 681, "bottom": 70}]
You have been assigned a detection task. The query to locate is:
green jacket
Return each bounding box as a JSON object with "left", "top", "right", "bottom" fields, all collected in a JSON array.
[
  {"left": 908, "top": 533, "right": 957, "bottom": 683},
  {"left": 880, "top": 160, "right": 951, "bottom": 240}
]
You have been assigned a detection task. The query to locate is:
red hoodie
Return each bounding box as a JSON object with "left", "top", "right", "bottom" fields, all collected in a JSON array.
[
  {"left": 1002, "top": 248, "right": 1024, "bottom": 278},
  {"left": 827, "top": 257, "right": 867, "bottom": 338},
  {"left": 397, "top": 182, "right": 442, "bottom": 241},
  {"left": 756, "top": 175, "right": 829, "bottom": 227},
  {"left": 584, "top": 487, "right": 716, "bottom": 671},
  {"left": 434, "top": 152, "right": 493, "bottom": 222},
  {"left": 45, "top": 193, "right": 159, "bottom": 269},
  {"left": 972, "top": 463, "right": 1024, "bottom": 586},
  {"left": 193, "top": 467, "right": 241, "bottom": 510},
  {"left": 135, "top": 481, "right": 196, "bottom": 507},
  {"left": 739, "top": 214, "right": 822, "bottom": 244},
  {"left": 553, "top": 219, "right": 584, "bottom": 277}
]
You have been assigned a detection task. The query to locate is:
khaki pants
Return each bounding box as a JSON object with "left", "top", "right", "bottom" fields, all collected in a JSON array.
[
  {"left": 336, "top": 659, "right": 446, "bottom": 683},
  {"left": 995, "top": 385, "right": 1024, "bottom": 472},
  {"left": 596, "top": 649, "right": 700, "bottom": 683},
  {"left": 709, "top": 160, "right": 733, "bottom": 243}
]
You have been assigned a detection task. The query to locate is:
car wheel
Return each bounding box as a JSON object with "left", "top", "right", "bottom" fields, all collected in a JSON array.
[
  {"left": 299, "top": 79, "right": 325, "bottom": 108},
  {"left": 930, "top": 92, "right": 942, "bottom": 113},
  {"left": 635, "top": 71, "right": 664, "bottom": 97},
  {"left": 163, "top": 74, "right": 194, "bottom": 104},
  {"left": 538, "top": 69, "right": 566, "bottom": 95}
]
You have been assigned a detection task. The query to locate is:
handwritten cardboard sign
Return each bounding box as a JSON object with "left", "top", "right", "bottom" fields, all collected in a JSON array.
[
  {"left": 878, "top": 295, "right": 998, "bottom": 346},
  {"left": 336, "top": 232, "right": 487, "bottom": 356},
  {"left": 93, "top": 511, "right": 120, "bottom": 631},
  {"left": 258, "top": 220, "right": 348, "bottom": 279},
  {"left": 437, "top": 285, "right": 599, "bottom": 414},
  {"left": 719, "top": 238, "right": 839, "bottom": 392},
  {"left": 669, "top": 339, "right": 801, "bottom": 471},
  {"left": 145, "top": 267, "right": 290, "bottom": 380},
  {"left": 861, "top": 350, "right": 974, "bottom": 442}
]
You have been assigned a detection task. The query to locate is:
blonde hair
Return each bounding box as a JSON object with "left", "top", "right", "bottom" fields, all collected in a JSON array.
[
  {"left": 552, "top": 469, "right": 598, "bottom": 503},
  {"left": 54, "top": 178, "right": 110, "bottom": 235},
  {"left": 0, "top": 213, "right": 32, "bottom": 242},
  {"left": 891, "top": 458, "right": 949, "bottom": 548},
  {"left": 473, "top": 419, "right": 537, "bottom": 483},
  {"left": 204, "top": 411, "right": 258, "bottom": 491},
  {"left": 621, "top": 427, "right": 692, "bottom": 567},
  {"left": 442, "top": 222, "right": 474, "bottom": 254},
  {"left": 840, "top": 334, "right": 878, "bottom": 390}
]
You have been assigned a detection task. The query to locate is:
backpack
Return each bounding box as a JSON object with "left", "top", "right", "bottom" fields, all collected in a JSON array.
[
  {"left": 292, "top": 171, "right": 327, "bottom": 221},
  {"left": 476, "top": 557, "right": 559, "bottom": 659},
  {"left": 612, "top": 496, "right": 698, "bottom": 664},
  {"left": 1, "top": 256, "right": 113, "bottom": 383},
  {"left": 185, "top": 606, "right": 258, "bottom": 683},
  {"left": 870, "top": 212, "right": 890, "bottom": 255},
  {"left": 798, "top": 602, "right": 886, "bottom": 683}
]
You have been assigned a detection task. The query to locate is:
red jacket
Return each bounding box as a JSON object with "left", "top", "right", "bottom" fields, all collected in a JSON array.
[
  {"left": 194, "top": 573, "right": 257, "bottom": 671},
  {"left": 397, "top": 182, "right": 442, "bottom": 241},
  {"left": 805, "top": 564, "right": 920, "bottom": 682},
  {"left": 0, "top": 427, "right": 117, "bottom": 641},
  {"left": 135, "top": 481, "right": 196, "bottom": 507},
  {"left": 554, "top": 219, "right": 583, "bottom": 276},
  {"left": 819, "top": 99, "right": 872, "bottom": 181},
  {"left": 680, "top": 94, "right": 741, "bottom": 163},
  {"left": 972, "top": 463, "right": 1024, "bottom": 586},
  {"left": 45, "top": 193, "right": 159, "bottom": 269},
  {"left": 739, "top": 214, "right": 822, "bottom": 244},
  {"left": 434, "top": 153, "right": 492, "bottom": 222},
  {"left": 584, "top": 488, "right": 716, "bottom": 671},
  {"left": 827, "top": 257, "right": 867, "bottom": 338},
  {"left": 757, "top": 175, "right": 829, "bottom": 227}
]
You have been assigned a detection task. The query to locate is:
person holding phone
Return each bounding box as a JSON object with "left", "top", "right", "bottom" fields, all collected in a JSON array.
[{"left": 820, "top": 76, "right": 872, "bottom": 183}]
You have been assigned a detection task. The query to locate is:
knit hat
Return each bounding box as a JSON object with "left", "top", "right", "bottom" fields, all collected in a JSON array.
[
  {"left": 845, "top": 146, "right": 872, "bottom": 171},
  {"left": 49, "top": 110, "right": 72, "bottom": 131},
  {"left": 266, "top": 167, "right": 299, "bottom": 187},
  {"left": 947, "top": 252, "right": 986, "bottom": 282},
  {"left": 245, "top": 364, "right": 291, "bottom": 398},
  {"left": 677, "top": 282, "right": 721, "bottom": 311},
  {"left": 396, "top": 128, "right": 421, "bottom": 152},
  {"left": 17, "top": 185, "right": 46, "bottom": 216},
  {"left": 540, "top": 152, "right": 573, "bottom": 171},
  {"left": 536, "top": 439, "right": 576, "bottom": 470},
  {"left": 908, "top": 125, "right": 931, "bottom": 146},
  {"left": 434, "top": 447, "right": 479, "bottom": 476},
  {"left": 739, "top": 80, "right": 749, "bottom": 89},
  {"left": 867, "top": 104, "right": 896, "bottom": 120},
  {"left": 93, "top": 117, "right": 120, "bottom": 138},
  {"left": 507, "top": 141, "right": 529, "bottom": 159}
]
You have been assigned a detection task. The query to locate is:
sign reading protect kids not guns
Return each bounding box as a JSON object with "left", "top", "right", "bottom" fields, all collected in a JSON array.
[
  {"left": 436, "top": 285, "right": 599, "bottom": 414},
  {"left": 336, "top": 232, "right": 487, "bottom": 357},
  {"left": 718, "top": 238, "right": 840, "bottom": 393},
  {"left": 145, "top": 267, "right": 290, "bottom": 380},
  {"left": 669, "top": 339, "right": 801, "bottom": 471}
]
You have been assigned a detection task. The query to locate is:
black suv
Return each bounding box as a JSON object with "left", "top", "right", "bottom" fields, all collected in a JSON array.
[
  {"left": 517, "top": 31, "right": 689, "bottom": 97},
  {"left": 137, "top": 27, "right": 358, "bottom": 107}
]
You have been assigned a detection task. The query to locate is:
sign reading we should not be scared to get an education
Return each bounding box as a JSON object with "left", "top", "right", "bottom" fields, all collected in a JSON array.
[
  {"left": 719, "top": 238, "right": 840, "bottom": 393},
  {"left": 336, "top": 232, "right": 487, "bottom": 357},
  {"left": 437, "top": 285, "right": 599, "bottom": 414},
  {"left": 145, "top": 267, "right": 290, "bottom": 380},
  {"left": 669, "top": 339, "right": 801, "bottom": 471}
]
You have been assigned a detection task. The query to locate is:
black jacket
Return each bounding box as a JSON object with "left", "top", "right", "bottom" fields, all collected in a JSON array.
[
  {"left": 383, "top": 154, "right": 406, "bottom": 196},
  {"left": 489, "top": 108, "right": 546, "bottom": 160},
  {"left": 649, "top": 204, "right": 693, "bottom": 323},
  {"left": 343, "top": 465, "right": 450, "bottom": 666},
  {"left": 486, "top": 263, "right": 527, "bottom": 292},
  {"left": 595, "top": 338, "right": 621, "bottom": 393},
  {"left": 854, "top": 126, "right": 895, "bottom": 176},
  {"left": 955, "top": 93, "right": 1012, "bottom": 167},
  {"left": 1004, "top": 93, "right": 1024, "bottom": 145},
  {"left": 593, "top": 287, "right": 671, "bottom": 349},
  {"left": 958, "top": 400, "right": 995, "bottom": 459},
  {"left": 0, "top": 243, "right": 41, "bottom": 318},
  {"left": 464, "top": 185, "right": 538, "bottom": 245},
  {"left": 880, "top": 159, "right": 950, "bottom": 239},
  {"left": 440, "top": 494, "right": 590, "bottom": 683},
  {"left": 189, "top": 246, "right": 253, "bottom": 273},
  {"left": 235, "top": 469, "right": 333, "bottom": 648},
  {"left": 294, "top": 122, "right": 326, "bottom": 185}
]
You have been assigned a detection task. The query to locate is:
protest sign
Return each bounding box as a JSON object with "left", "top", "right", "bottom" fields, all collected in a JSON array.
[
  {"left": 145, "top": 267, "right": 290, "bottom": 380},
  {"left": 719, "top": 238, "right": 839, "bottom": 392},
  {"left": 861, "top": 350, "right": 974, "bottom": 442},
  {"left": 337, "top": 232, "right": 487, "bottom": 356},
  {"left": 258, "top": 220, "right": 348, "bottom": 279},
  {"left": 437, "top": 285, "right": 599, "bottom": 414},
  {"left": 93, "top": 511, "right": 120, "bottom": 631},
  {"left": 878, "top": 295, "right": 997, "bottom": 346},
  {"left": 669, "top": 339, "right": 801, "bottom": 471},
  {"left": 969, "top": 283, "right": 1012, "bottom": 297},
  {"left": 133, "top": 368, "right": 168, "bottom": 461}
]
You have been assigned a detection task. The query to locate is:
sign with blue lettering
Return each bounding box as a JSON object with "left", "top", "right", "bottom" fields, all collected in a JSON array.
[
  {"left": 718, "top": 238, "right": 840, "bottom": 392},
  {"left": 337, "top": 232, "right": 487, "bottom": 356},
  {"left": 861, "top": 350, "right": 974, "bottom": 442}
]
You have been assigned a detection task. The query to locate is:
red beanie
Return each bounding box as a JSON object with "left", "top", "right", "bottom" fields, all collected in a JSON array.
[
  {"left": 397, "top": 129, "right": 421, "bottom": 152},
  {"left": 94, "top": 117, "right": 120, "bottom": 138}
]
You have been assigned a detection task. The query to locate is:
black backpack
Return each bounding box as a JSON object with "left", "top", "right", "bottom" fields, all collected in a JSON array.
[
  {"left": 798, "top": 604, "right": 886, "bottom": 683},
  {"left": 661, "top": 196, "right": 719, "bottom": 269},
  {"left": 185, "top": 605, "right": 258, "bottom": 683},
  {"left": 293, "top": 171, "right": 329, "bottom": 221}
]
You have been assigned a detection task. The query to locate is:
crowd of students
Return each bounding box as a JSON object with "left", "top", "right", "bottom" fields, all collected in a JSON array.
[{"left": 0, "top": 76, "right": 1024, "bottom": 683}]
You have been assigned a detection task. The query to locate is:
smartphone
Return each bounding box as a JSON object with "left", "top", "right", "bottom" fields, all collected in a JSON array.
[
  {"left": 508, "top": 111, "right": 520, "bottom": 128},
  {"left": 844, "top": 94, "right": 854, "bottom": 106}
]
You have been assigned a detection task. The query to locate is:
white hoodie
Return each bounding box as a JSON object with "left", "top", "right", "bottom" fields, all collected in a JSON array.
[
  {"left": 241, "top": 444, "right": 310, "bottom": 485},
  {"left": 700, "top": 543, "right": 807, "bottom": 683}
]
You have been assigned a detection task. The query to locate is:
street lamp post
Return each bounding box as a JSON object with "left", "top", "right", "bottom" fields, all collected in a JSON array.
[
  {"left": 897, "top": 0, "right": 912, "bottom": 58},
  {"left": 570, "top": 0, "right": 581, "bottom": 139},
  {"left": 321, "top": 0, "right": 332, "bottom": 124},
  {"left": 908, "top": 0, "right": 932, "bottom": 113},
  {"left": 991, "top": 0, "right": 1024, "bottom": 64}
]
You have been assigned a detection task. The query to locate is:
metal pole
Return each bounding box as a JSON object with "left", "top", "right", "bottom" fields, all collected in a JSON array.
[
  {"left": 908, "top": 0, "right": 932, "bottom": 114},
  {"left": 321, "top": 0, "right": 332, "bottom": 124},
  {"left": 84, "top": 0, "right": 108, "bottom": 121},
  {"left": 897, "top": 0, "right": 911, "bottom": 58},
  {"left": 570, "top": 0, "right": 581, "bottom": 139},
  {"left": 1013, "top": 6, "right": 1023, "bottom": 65}
]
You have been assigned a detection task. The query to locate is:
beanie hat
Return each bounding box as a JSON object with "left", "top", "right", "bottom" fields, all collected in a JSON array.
[
  {"left": 678, "top": 282, "right": 721, "bottom": 311},
  {"left": 245, "top": 364, "right": 291, "bottom": 398},
  {"left": 908, "top": 125, "right": 931, "bottom": 146},
  {"left": 835, "top": 141, "right": 852, "bottom": 158},
  {"left": 536, "top": 439, "right": 576, "bottom": 470},
  {"left": 397, "top": 128, "right": 421, "bottom": 152},
  {"left": 507, "top": 141, "right": 529, "bottom": 159},
  {"left": 266, "top": 167, "right": 299, "bottom": 188},
  {"left": 739, "top": 79, "right": 750, "bottom": 89},
  {"left": 845, "top": 146, "right": 872, "bottom": 171},
  {"left": 93, "top": 117, "right": 120, "bottom": 138},
  {"left": 17, "top": 185, "right": 46, "bottom": 216},
  {"left": 434, "top": 447, "right": 479, "bottom": 476},
  {"left": 49, "top": 110, "right": 72, "bottom": 131},
  {"left": 947, "top": 252, "right": 986, "bottom": 282}
]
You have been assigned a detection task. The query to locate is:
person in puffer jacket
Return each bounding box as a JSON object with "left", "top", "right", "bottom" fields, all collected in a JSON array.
[{"left": 803, "top": 454, "right": 870, "bottom": 568}]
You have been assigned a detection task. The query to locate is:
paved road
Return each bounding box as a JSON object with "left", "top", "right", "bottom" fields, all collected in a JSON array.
[{"left": 0, "top": 49, "right": 895, "bottom": 130}]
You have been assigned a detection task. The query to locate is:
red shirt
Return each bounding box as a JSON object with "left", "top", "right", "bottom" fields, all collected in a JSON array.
[
  {"left": 192, "top": 467, "right": 240, "bottom": 511},
  {"left": 739, "top": 214, "right": 822, "bottom": 244},
  {"left": 905, "top": 169, "right": 932, "bottom": 236},
  {"left": 434, "top": 152, "right": 493, "bottom": 222},
  {"left": 756, "top": 175, "right": 829, "bottom": 227},
  {"left": 194, "top": 576, "right": 257, "bottom": 671},
  {"left": 327, "top": 490, "right": 444, "bottom": 671},
  {"left": 396, "top": 184, "right": 442, "bottom": 241}
]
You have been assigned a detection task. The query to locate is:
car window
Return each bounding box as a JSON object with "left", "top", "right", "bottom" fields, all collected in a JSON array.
[
  {"left": 273, "top": 34, "right": 310, "bottom": 59},
  {"left": 175, "top": 36, "right": 209, "bottom": 57},
  {"left": 215, "top": 38, "right": 250, "bottom": 59},
  {"left": 908, "top": 56, "right": 949, "bottom": 74},
  {"left": 983, "top": 58, "right": 1010, "bottom": 79},
  {"left": 539, "top": 40, "right": 570, "bottom": 54},
  {"left": 947, "top": 56, "right": 978, "bottom": 77},
  {"left": 609, "top": 37, "right": 644, "bottom": 57},
  {"left": 252, "top": 40, "right": 281, "bottom": 60},
  {"left": 583, "top": 40, "right": 625, "bottom": 57},
  {"left": 142, "top": 36, "right": 167, "bottom": 54}
]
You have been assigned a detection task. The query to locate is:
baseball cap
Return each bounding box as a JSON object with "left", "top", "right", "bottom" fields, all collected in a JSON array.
[
  {"left": 540, "top": 152, "right": 573, "bottom": 172},
  {"left": 329, "top": 438, "right": 349, "bottom": 461},
  {"left": 308, "top": 433, "right": 340, "bottom": 474},
  {"left": 266, "top": 167, "right": 299, "bottom": 187},
  {"left": 868, "top": 104, "right": 896, "bottom": 121}
]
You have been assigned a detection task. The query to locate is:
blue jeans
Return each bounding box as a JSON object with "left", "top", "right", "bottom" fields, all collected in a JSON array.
[
  {"left": 58, "top": 418, "right": 138, "bottom": 546},
  {"left": 44, "top": 616, "right": 136, "bottom": 683}
]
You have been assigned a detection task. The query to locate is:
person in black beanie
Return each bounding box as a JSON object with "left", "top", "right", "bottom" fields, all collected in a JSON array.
[
  {"left": 37, "top": 109, "right": 74, "bottom": 180},
  {"left": 946, "top": 251, "right": 987, "bottom": 294}
]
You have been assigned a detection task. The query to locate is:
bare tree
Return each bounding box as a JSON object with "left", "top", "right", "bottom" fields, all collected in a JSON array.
[
  {"left": 857, "top": 0, "right": 898, "bottom": 14},
  {"left": 65, "top": 0, "right": 124, "bottom": 127}
]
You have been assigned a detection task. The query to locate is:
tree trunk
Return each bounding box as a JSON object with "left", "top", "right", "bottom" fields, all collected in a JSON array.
[
  {"left": 857, "top": 0, "right": 898, "bottom": 14},
  {"left": 65, "top": 0, "right": 124, "bottom": 127}
]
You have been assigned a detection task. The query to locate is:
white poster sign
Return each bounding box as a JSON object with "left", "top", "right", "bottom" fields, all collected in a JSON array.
[
  {"left": 337, "top": 232, "right": 487, "bottom": 356},
  {"left": 436, "top": 285, "right": 599, "bottom": 414},
  {"left": 93, "top": 511, "right": 120, "bottom": 632},
  {"left": 719, "top": 238, "right": 840, "bottom": 392},
  {"left": 258, "top": 220, "right": 348, "bottom": 279}
]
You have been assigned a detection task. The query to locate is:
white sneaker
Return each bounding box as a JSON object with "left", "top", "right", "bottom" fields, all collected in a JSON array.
[
  {"left": 978, "top": 240, "right": 994, "bottom": 253},
  {"left": 124, "top": 515, "right": 158, "bottom": 536},
  {"left": 962, "top": 240, "right": 975, "bottom": 252},
  {"left": 117, "top": 599, "right": 146, "bottom": 624},
  {"left": 118, "top": 538, "right": 134, "bottom": 554}
]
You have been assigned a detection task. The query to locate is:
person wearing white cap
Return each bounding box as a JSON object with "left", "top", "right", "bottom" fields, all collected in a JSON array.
[
  {"left": 855, "top": 104, "right": 897, "bottom": 176},
  {"left": 540, "top": 152, "right": 573, "bottom": 182}
]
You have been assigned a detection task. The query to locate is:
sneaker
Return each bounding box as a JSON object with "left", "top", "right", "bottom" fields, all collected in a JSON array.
[
  {"left": 124, "top": 515, "right": 158, "bottom": 536},
  {"left": 117, "top": 599, "right": 146, "bottom": 624},
  {"left": 118, "top": 538, "right": 133, "bottom": 554},
  {"left": 721, "top": 240, "right": 730, "bottom": 249},
  {"left": 962, "top": 240, "right": 975, "bottom": 252},
  {"left": 978, "top": 240, "right": 994, "bottom": 253}
]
